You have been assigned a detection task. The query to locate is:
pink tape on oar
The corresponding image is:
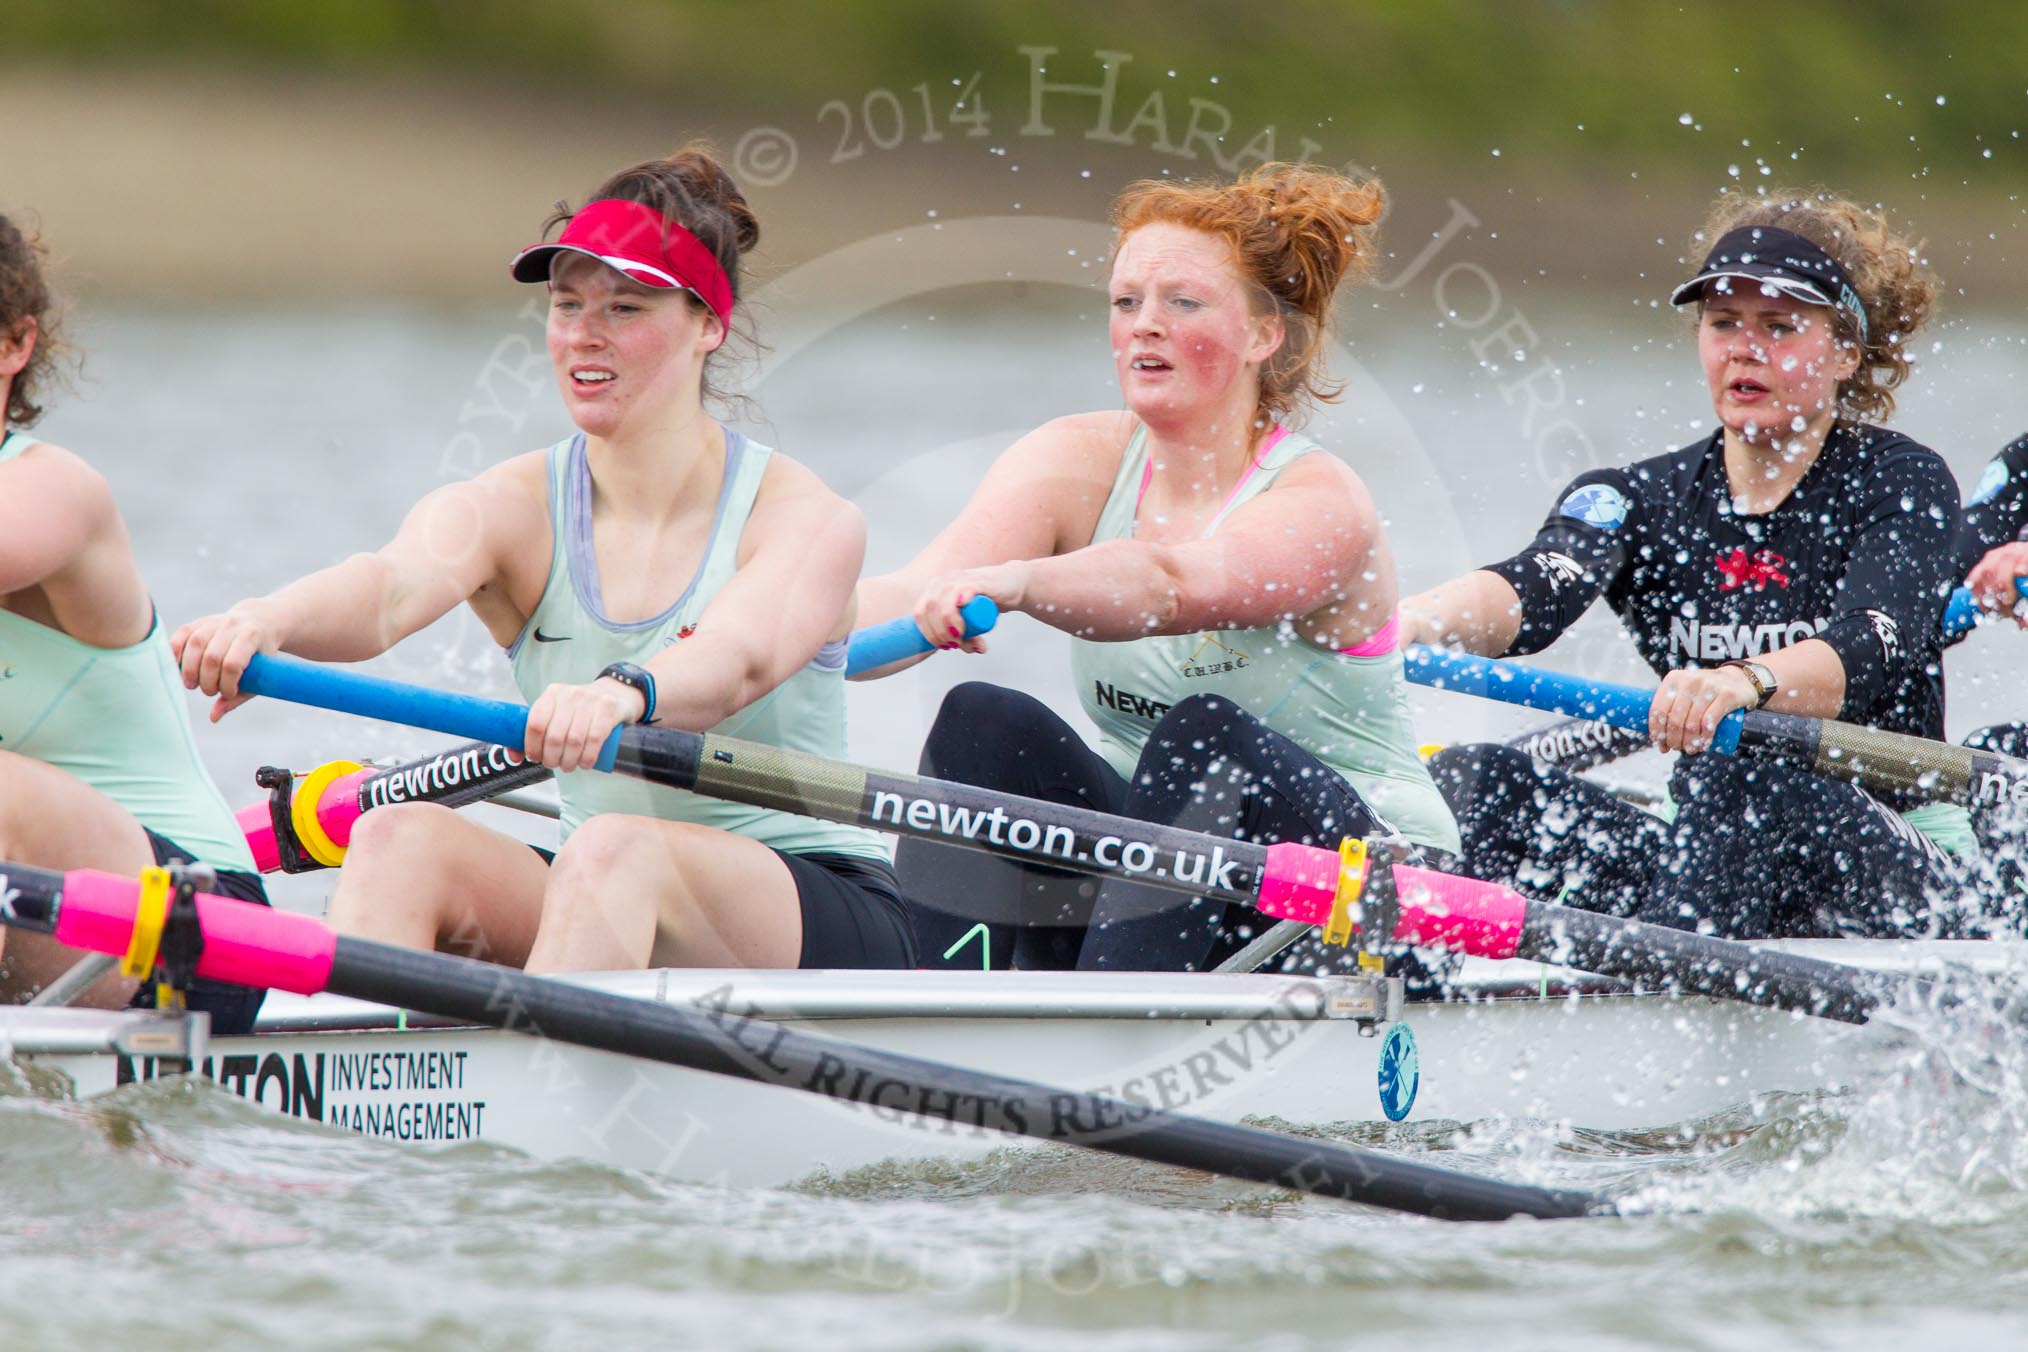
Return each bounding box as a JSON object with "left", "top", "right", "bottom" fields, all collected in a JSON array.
[
  {"left": 1391, "top": 865, "right": 1528, "bottom": 960},
  {"left": 1257, "top": 848, "right": 1530, "bottom": 959},
  {"left": 315, "top": 768, "right": 372, "bottom": 850},
  {"left": 235, "top": 765, "right": 373, "bottom": 874},
  {"left": 1259, "top": 842, "right": 1338, "bottom": 926},
  {"left": 53, "top": 868, "right": 338, "bottom": 995},
  {"left": 237, "top": 799, "right": 281, "bottom": 874}
]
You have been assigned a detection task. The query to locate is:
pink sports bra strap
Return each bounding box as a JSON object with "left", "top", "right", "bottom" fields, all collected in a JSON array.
[
  {"left": 1338, "top": 613, "right": 1400, "bottom": 658},
  {"left": 1136, "top": 424, "right": 1292, "bottom": 519}
]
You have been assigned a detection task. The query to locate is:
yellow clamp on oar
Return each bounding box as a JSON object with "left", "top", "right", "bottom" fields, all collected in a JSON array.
[
  {"left": 1323, "top": 838, "right": 1369, "bottom": 948},
  {"left": 120, "top": 866, "right": 174, "bottom": 979},
  {"left": 291, "top": 759, "right": 366, "bottom": 868}
]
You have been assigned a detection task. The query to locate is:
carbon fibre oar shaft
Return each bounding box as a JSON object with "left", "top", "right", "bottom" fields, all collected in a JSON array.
[
  {"left": 1404, "top": 645, "right": 2028, "bottom": 808},
  {"left": 235, "top": 654, "right": 1914, "bottom": 1024},
  {"left": 0, "top": 861, "right": 1606, "bottom": 1223}
]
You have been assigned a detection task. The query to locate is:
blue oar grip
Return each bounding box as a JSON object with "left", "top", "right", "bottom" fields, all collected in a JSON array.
[
  {"left": 1710, "top": 711, "right": 1743, "bottom": 755},
  {"left": 238, "top": 653, "right": 624, "bottom": 771},
  {"left": 844, "top": 595, "right": 1000, "bottom": 676},
  {"left": 1403, "top": 647, "right": 1656, "bottom": 735},
  {"left": 1942, "top": 578, "right": 2028, "bottom": 640},
  {"left": 1943, "top": 586, "right": 1977, "bottom": 640},
  {"left": 1404, "top": 646, "right": 1749, "bottom": 756}
]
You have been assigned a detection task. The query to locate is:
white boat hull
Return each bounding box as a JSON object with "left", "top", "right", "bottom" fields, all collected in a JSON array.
[{"left": 7, "top": 946, "right": 1979, "bottom": 1187}]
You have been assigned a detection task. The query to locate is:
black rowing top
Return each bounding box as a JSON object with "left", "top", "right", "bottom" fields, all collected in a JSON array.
[
  {"left": 1955, "top": 430, "right": 2028, "bottom": 576},
  {"left": 1482, "top": 422, "right": 1960, "bottom": 742}
]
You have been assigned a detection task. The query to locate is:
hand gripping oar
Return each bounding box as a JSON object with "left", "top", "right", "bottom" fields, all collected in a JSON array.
[
  {"left": 0, "top": 860, "right": 1604, "bottom": 1222},
  {"left": 1403, "top": 644, "right": 2028, "bottom": 809},
  {"left": 1943, "top": 576, "right": 2028, "bottom": 640},
  {"left": 235, "top": 653, "right": 1914, "bottom": 1024},
  {"left": 845, "top": 595, "right": 1000, "bottom": 676}
]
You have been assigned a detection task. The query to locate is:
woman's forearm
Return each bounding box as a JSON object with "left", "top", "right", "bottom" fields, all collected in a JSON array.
[
  {"left": 1757, "top": 638, "right": 1846, "bottom": 721},
  {"left": 256, "top": 554, "right": 423, "bottom": 661},
  {"left": 1398, "top": 570, "right": 1524, "bottom": 656},
  {"left": 1012, "top": 540, "right": 1201, "bottom": 640}
]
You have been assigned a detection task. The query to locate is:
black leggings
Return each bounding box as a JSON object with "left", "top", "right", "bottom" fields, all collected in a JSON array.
[
  {"left": 1426, "top": 742, "right": 1973, "bottom": 939},
  {"left": 894, "top": 683, "right": 1407, "bottom": 972},
  {"left": 1963, "top": 723, "right": 2028, "bottom": 908}
]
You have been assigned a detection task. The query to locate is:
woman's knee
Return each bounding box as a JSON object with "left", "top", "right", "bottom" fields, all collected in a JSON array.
[
  {"left": 1151, "top": 693, "right": 1245, "bottom": 740},
  {"left": 344, "top": 802, "right": 466, "bottom": 871},
  {"left": 924, "top": 683, "right": 1054, "bottom": 761},
  {"left": 549, "top": 817, "right": 716, "bottom": 916}
]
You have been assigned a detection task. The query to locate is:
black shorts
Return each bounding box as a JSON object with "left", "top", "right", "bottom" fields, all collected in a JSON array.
[
  {"left": 527, "top": 842, "right": 915, "bottom": 969},
  {"left": 127, "top": 829, "right": 272, "bottom": 1035},
  {"left": 783, "top": 851, "right": 917, "bottom": 969}
]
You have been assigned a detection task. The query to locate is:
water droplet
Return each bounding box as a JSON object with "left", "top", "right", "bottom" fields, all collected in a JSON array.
[{"left": 1679, "top": 112, "right": 1695, "bottom": 125}]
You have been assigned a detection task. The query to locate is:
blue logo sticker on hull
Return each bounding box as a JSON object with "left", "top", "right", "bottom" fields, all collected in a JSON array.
[{"left": 1378, "top": 1023, "right": 1419, "bottom": 1122}]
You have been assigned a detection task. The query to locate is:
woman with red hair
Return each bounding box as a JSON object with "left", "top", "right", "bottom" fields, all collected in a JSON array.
[{"left": 857, "top": 164, "right": 1458, "bottom": 973}]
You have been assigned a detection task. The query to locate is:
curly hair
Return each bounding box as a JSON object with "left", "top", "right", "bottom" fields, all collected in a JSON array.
[
  {"left": 1112, "top": 162, "right": 1386, "bottom": 430},
  {"left": 0, "top": 213, "right": 70, "bottom": 430},
  {"left": 1694, "top": 191, "right": 1938, "bottom": 423},
  {"left": 537, "top": 142, "right": 763, "bottom": 413}
]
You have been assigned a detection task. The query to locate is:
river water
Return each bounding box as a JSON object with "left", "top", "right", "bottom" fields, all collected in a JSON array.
[{"left": 10, "top": 282, "right": 2028, "bottom": 1348}]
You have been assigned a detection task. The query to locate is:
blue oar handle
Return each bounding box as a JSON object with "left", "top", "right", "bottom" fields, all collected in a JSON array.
[
  {"left": 844, "top": 595, "right": 1000, "bottom": 676},
  {"left": 244, "top": 593, "right": 1005, "bottom": 769},
  {"left": 1403, "top": 646, "right": 1743, "bottom": 755},
  {"left": 239, "top": 653, "right": 626, "bottom": 771},
  {"left": 1942, "top": 579, "right": 2028, "bottom": 640}
]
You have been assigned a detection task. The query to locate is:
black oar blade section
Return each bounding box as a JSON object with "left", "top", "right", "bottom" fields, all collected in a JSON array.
[
  {"left": 325, "top": 938, "right": 1608, "bottom": 1222},
  {"left": 1514, "top": 905, "right": 1890, "bottom": 1025}
]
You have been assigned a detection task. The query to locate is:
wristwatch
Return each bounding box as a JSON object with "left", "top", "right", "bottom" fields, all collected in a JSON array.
[
  {"left": 1718, "top": 659, "right": 1778, "bottom": 709},
  {"left": 597, "top": 661, "right": 658, "bottom": 724}
]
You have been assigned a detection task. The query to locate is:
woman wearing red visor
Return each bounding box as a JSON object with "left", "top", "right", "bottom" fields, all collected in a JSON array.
[
  {"left": 1400, "top": 193, "right": 1981, "bottom": 940},
  {"left": 177, "top": 148, "right": 914, "bottom": 973}
]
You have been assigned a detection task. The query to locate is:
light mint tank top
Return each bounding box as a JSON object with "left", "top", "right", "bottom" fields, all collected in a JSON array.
[
  {"left": 508, "top": 432, "right": 889, "bottom": 861},
  {"left": 1068, "top": 425, "right": 1461, "bottom": 854},
  {"left": 0, "top": 431, "right": 256, "bottom": 870}
]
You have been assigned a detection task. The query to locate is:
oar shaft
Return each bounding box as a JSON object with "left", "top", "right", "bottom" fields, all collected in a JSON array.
[
  {"left": 1404, "top": 645, "right": 2028, "bottom": 807},
  {"left": 328, "top": 938, "right": 1594, "bottom": 1220},
  {"left": 7, "top": 861, "right": 1605, "bottom": 1222},
  {"left": 236, "top": 654, "right": 1913, "bottom": 1024},
  {"left": 1505, "top": 892, "right": 1881, "bottom": 1024},
  {"left": 1501, "top": 717, "right": 1652, "bottom": 774},
  {"left": 238, "top": 742, "right": 553, "bottom": 873}
]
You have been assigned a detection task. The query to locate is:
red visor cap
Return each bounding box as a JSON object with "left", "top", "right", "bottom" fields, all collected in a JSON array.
[{"left": 510, "top": 198, "right": 733, "bottom": 327}]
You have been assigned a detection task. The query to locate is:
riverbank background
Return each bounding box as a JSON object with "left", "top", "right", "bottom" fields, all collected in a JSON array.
[{"left": 6, "top": 0, "right": 2025, "bottom": 305}]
